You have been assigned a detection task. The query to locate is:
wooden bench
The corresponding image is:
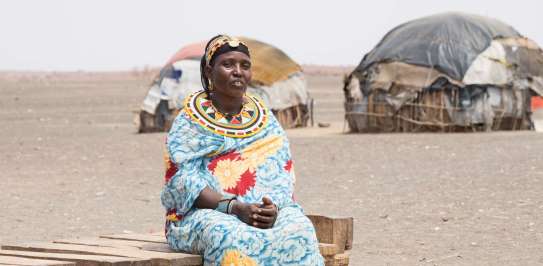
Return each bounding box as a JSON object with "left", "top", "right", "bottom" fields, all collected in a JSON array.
[{"left": 0, "top": 215, "right": 352, "bottom": 266}]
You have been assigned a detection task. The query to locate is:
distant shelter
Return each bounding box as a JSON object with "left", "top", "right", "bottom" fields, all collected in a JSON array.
[
  {"left": 138, "top": 37, "right": 312, "bottom": 133},
  {"left": 344, "top": 12, "right": 543, "bottom": 132}
]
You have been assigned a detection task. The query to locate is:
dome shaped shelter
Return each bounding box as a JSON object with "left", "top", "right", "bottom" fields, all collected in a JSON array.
[
  {"left": 137, "top": 37, "right": 312, "bottom": 133},
  {"left": 344, "top": 12, "right": 543, "bottom": 132}
]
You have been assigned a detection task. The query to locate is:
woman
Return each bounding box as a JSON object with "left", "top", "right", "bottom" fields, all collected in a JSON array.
[{"left": 161, "top": 35, "right": 324, "bottom": 265}]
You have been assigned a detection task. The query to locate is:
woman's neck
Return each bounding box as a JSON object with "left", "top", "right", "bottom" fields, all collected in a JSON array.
[{"left": 209, "top": 93, "right": 244, "bottom": 115}]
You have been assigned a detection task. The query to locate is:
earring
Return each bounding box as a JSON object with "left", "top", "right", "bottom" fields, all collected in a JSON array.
[{"left": 208, "top": 79, "right": 213, "bottom": 91}]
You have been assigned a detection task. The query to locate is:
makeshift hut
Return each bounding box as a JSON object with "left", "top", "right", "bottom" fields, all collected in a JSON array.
[
  {"left": 137, "top": 37, "right": 312, "bottom": 133},
  {"left": 344, "top": 12, "right": 543, "bottom": 132}
]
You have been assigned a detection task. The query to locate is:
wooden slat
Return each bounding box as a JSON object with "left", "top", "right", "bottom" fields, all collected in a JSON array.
[
  {"left": 324, "top": 251, "right": 350, "bottom": 266},
  {"left": 0, "top": 255, "right": 75, "bottom": 266},
  {"left": 54, "top": 237, "right": 146, "bottom": 249},
  {"left": 100, "top": 234, "right": 166, "bottom": 244},
  {"left": 0, "top": 250, "right": 146, "bottom": 266},
  {"left": 141, "top": 243, "right": 176, "bottom": 254},
  {"left": 318, "top": 243, "right": 339, "bottom": 257},
  {"left": 307, "top": 215, "right": 353, "bottom": 253},
  {"left": 1, "top": 242, "right": 202, "bottom": 266}
]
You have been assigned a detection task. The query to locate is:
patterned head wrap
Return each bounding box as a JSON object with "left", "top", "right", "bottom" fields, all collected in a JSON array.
[{"left": 200, "top": 35, "right": 251, "bottom": 93}]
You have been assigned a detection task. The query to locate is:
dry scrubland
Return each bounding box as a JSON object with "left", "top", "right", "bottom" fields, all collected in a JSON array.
[{"left": 1, "top": 70, "right": 543, "bottom": 265}]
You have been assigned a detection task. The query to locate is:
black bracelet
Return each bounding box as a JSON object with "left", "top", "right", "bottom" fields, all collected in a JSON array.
[
  {"left": 215, "top": 198, "right": 230, "bottom": 213},
  {"left": 227, "top": 198, "right": 237, "bottom": 214},
  {"left": 215, "top": 197, "right": 237, "bottom": 214}
]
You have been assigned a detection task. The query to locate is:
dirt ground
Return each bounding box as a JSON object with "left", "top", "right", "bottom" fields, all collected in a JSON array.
[{"left": 1, "top": 72, "right": 543, "bottom": 265}]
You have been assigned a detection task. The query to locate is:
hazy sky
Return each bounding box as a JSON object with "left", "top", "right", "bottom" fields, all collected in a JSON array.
[{"left": 1, "top": 0, "right": 541, "bottom": 71}]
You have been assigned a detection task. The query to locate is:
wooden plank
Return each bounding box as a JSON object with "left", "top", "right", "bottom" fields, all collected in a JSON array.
[
  {"left": 324, "top": 251, "right": 350, "bottom": 266},
  {"left": 139, "top": 243, "right": 204, "bottom": 266},
  {"left": 307, "top": 215, "right": 354, "bottom": 253},
  {"left": 54, "top": 237, "right": 146, "bottom": 249},
  {"left": 141, "top": 243, "right": 175, "bottom": 254},
  {"left": 1, "top": 242, "right": 202, "bottom": 266},
  {"left": 318, "top": 243, "right": 339, "bottom": 257},
  {"left": 0, "top": 250, "right": 146, "bottom": 266},
  {"left": 345, "top": 218, "right": 353, "bottom": 250},
  {"left": 0, "top": 255, "right": 75, "bottom": 266},
  {"left": 100, "top": 234, "right": 166, "bottom": 244}
]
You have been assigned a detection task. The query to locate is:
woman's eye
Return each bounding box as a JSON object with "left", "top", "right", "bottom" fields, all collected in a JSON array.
[{"left": 242, "top": 63, "right": 251, "bottom": 70}]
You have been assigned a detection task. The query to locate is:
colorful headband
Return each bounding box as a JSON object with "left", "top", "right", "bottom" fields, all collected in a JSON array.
[{"left": 205, "top": 36, "right": 249, "bottom": 65}]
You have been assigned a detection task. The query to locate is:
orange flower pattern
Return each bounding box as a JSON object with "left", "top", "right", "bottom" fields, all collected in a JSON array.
[{"left": 221, "top": 250, "right": 257, "bottom": 266}]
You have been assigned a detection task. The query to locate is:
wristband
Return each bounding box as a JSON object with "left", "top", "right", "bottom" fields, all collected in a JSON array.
[
  {"left": 215, "top": 197, "right": 236, "bottom": 214},
  {"left": 227, "top": 199, "right": 237, "bottom": 214},
  {"left": 215, "top": 199, "right": 230, "bottom": 213}
]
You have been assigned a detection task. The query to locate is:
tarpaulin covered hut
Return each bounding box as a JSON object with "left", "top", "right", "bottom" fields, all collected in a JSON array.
[
  {"left": 344, "top": 12, "right": 543, "bottom": 132},
  {"left": 137, "top": 37, "right": 311, "bottom": 133}
]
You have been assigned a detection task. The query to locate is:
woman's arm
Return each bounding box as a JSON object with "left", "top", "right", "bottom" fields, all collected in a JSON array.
[{"left": 194, "top": 187, "right": 223, "bottom": 209}]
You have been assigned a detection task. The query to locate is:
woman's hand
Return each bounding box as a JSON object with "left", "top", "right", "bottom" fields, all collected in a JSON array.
[
  {"left": 255, "top": 197, "right": 278, "bottom": 228},
  {"left": 231, "top": 197, "right": 278, "bottom": 229}
]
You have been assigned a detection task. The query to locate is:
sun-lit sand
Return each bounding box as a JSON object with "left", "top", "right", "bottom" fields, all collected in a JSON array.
[{"left": 1, "top": 70, "right": 543, "bottom": 265}]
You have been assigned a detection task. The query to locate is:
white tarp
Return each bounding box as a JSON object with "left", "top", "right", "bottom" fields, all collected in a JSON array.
[
  {"left": 463, "top": 40, "right": 511, "bottom": 85},
  {"left": 533, "top": 109, "right": 543, "bottom": 132},
  {"left": 249, "top": 72, "right": 309, "bottom": 110},
  {"left": 171, "top": 60, "right": 202, "bottom": 109}
]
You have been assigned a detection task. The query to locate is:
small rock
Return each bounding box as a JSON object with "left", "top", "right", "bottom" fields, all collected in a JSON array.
[{"left": 317, "top": 122, "right": 330, "bottom": 128}]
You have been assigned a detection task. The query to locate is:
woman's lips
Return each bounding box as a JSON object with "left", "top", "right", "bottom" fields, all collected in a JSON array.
[{"left": 231, "top": 80, "right": 244, "bottom": 87}]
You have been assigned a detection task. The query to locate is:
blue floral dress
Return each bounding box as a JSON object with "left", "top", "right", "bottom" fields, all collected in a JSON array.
[{"left": 161, "top": 91, "right": 324, "bottom": 266}]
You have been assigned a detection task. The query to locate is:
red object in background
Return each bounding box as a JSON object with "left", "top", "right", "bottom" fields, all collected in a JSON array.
[
  {"left": 165, "top": 42, "right": 206, "bottom": 66},
  {"left": 532, "top": 96, "right": 543, "bottom": 110}
]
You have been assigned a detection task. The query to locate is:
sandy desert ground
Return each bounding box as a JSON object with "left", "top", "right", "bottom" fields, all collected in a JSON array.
[{"left": 1, "top": 71, "right": 543, "bottom": 265}]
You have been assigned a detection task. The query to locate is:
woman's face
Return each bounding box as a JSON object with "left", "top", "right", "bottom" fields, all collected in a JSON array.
[{"left": 207, "top": 51, "right": 252, "bottom": 99}]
